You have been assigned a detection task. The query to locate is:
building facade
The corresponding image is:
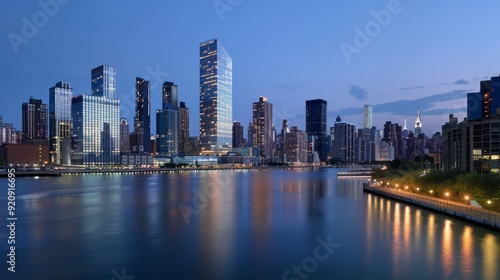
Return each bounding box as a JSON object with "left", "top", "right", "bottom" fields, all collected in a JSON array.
[
  {"left": 363, "top": 105, "right": 373, "bottom": 129},
  {"left": 306, "top": 99, "right": 327, "bottom": 162},
  {"left": 332, "top": 116, "right": 356, "bottom": 163},
  {"left": 120, "top": 118, "right": 130, "bottom": 153},
  {"left": 178, "top": 102, "right": 190, "bottom": 155},
  {"left": 132, "top": 77, "right": 151, "bottom": 153},
  {"left": 22, "top": 97, "right": 48, "bottom": 144},
  {"left": 232, "top": 121, "right": 244, "bottom": 148},
  {"left": 49, "top": 82, "right": 72, "bottom": 165},
  {"left": 285, "top": 126, "right": 308, "bottom": 163},
  {"left": 252, "top": 96, "right": 273, "bottom": 158},
  {"left": 199, "top": 39, "right": 233, "bottom": 155}
]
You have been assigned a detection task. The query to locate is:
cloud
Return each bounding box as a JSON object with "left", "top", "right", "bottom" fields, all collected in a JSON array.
[
  {"left": 349, "top": 84, "right": 368, "bottom": 100},
  {"left": 328, "top": 90, "right": 468, "bottom": 117},
  {"left": 454, "top": 79, "right": 469, "bottom": 85},
  {"left": 400, "top": 86, "right": 425, "bottom": 91},
  {"left": 269, "top": 83, "right": 305, "bottom": 90}
]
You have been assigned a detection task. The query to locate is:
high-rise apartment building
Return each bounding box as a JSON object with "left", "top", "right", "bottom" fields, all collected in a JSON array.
[
  {"left": 199, "top": 38, "right": 233, "bottom": 155},
  {"left": 22, "top": 97, "right": 48, "bottom": 144},
  {"left": 252, "top": 96, "right": 273, "bottom": 158},
  {"left": 49, "top": 82, "right": 72, "bottom": 164},
  {"left": 132, "top": 77, "right": 151, "bottom": 153},
  {"left": 331, "top": 116, "right": 356, "bottom": 163},
  {"left": 306, "top": 99, "right": 327, "bottom": 162},
  {"left": 120, "top": 118, "right": 130, "bottom": 153},
  {"left": 178, "top": 102, "right": 190, "bottom": 155},
  {"left": 232, "top": 121, "right": 244, "bottom": 148}
]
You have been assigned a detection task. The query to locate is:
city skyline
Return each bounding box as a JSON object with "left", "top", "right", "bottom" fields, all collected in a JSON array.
[{"left": 4, "top": 2, "right": 500, "bottom": 137}]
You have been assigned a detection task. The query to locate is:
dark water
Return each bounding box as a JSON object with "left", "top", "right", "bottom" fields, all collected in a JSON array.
[{"left": 0, "top": 168, "right": 499, "bottom": 279}]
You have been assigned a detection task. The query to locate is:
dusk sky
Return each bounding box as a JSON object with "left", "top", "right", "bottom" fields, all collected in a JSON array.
[{"left": 2, "top": 0, "right": 500, "bottom": 136}]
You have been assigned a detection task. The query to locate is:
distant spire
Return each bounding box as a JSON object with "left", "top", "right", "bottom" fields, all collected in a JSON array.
[
  {"left": 415, "top": 107, "right": 422, "bottom": 134},
  {"left": 403, "top": 117, "right": 407, "bottom": 130}
]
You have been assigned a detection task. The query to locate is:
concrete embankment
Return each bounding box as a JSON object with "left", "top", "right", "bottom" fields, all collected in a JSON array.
[{"left": 363, "top": 183, "right": 500, "bottom": 232}]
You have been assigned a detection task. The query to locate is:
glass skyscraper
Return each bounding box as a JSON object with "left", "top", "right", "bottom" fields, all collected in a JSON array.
[
  {"left": 132, "top": 77, "right": 151, "bottom": 153},
  {"left": 156, "top": 81, "right": 179, "bottom": 157},
  {"left": 91, "top": 65, "right": 116, "bottom": 98},
  {"left": 306, "top": 99, "right": 328, "bottom": 162},
  {"left": 71, "top": 65, "right": 121, "bottom": 166},
  {"left": 199, "top": 38, "right": 233, "bottom": 155},
  {"left": 49, "top": 82, "right": 73, "bottom": 165}
]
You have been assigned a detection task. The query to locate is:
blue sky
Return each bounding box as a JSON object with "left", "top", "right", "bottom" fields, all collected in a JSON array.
[{"left": 1, "top": 0, "right": 500, "bottom": 136}]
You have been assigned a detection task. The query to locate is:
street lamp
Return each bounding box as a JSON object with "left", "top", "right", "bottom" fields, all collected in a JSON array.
[
  {"left": 488, "top": 200, "right": 492, "bottom": 220},
  {"left": 445, "top": 192, "right": 450, "bottom": 208},
  {"left": 464, "top": 195, "right": 470, "bottom": 214}
]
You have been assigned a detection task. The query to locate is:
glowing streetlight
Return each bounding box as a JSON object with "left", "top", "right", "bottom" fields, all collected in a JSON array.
[
  {"left": 405, "top": 186, "right": 409, "bottom": 190},
  {"left": 445, "top": 192, "right": 450, "bottom": 207},
  {"left": 487, "top": 200, "right": 492, "bottom": 220}
]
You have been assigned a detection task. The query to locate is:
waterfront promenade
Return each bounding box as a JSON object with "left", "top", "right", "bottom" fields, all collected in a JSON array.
[{"left": 363, "top": 182, "right": 500, "bottom": 232}]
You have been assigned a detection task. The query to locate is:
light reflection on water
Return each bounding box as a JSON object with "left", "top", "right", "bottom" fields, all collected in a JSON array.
[{"left": 0, "top": 168, "right": 498, "bottom": 279}]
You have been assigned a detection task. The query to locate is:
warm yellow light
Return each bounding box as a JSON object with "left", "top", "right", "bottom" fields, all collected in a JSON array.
[
  {"left": 430, "top": 190, "right": 433, "bottom": 194},
  {"left": 488, "top": 200, "right": 492, "bottom": 205},
  {"left": 416, "top": 188, "right": 420, "bottom": 191},
  {"left": 405, "top": 186, "right": 409, "bottom": 190},
  {"left": 465, "top": 196, "right": 469, "bottom": 200},
  {"left": 445, "top": 192, "right": 450, "bottom": 197}
]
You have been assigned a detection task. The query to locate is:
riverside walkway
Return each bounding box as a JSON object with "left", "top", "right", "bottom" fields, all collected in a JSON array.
[{"left": 363, "top": 182, "right": 500, "bottom": 232}]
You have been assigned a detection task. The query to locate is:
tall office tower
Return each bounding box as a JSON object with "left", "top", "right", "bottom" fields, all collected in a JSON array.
[
  {"left": 247, "top": 122, "right": 253, "bottom": 147},
  {"left": 22, "top": 97, "right": 48, "bottom": 144},
  {"left": 355, "top": 128, "right": 376, "bottom": 163},
  {"left": 132, "top": 77, "right": 151, "bottom": 153},
  {"left": 199, "top": 38, "right": 233, "bottom": 155},
  {"left": 71, "top": 65, "right": 121, "bottom": 166},
  {"left": 306, "top": 99, "right": 328, "bottom": 162},
  {"left": 232, "top": 121, "right": 244, "bottom": 148},
  {"left": 363, "top": 105, "right": 373, "bottom": 129},
  {"left": 91, "top": 65, "right": 116, "bottom": 98},
  {"left": 163, "top": 82, "right": 178, "bottom": 110},
  {"left": 252, "top": 96, "right": 273, "bottom": 158},
  {"left": 383, "top": 121, "right": 403, "bottom": 158},
  {"left": 285, "top": 126, "right": 308, "bottom": 163},
  {"left": 178, "top": 102, "right": 190, "bottom": 155},
  {"left": 120, "top": 118, "right": 130, "bottom": 153},
  {"left": 156, "top": 81, "right": 179, "bottom": 157},
  {"left": 415, "top": 109, "right": 422, "bottom": 135},
  {"left": 331, "top": 116, "right": 356, "bottom": 163},
  {"left": 49, "top": 82, "right": 73, "bottom": 164},
  {"left": 156, "top": 110, "right": 178, "bottom": 157},
  {"left": 281, "top": 119, "right": 289, "bottom": 163}
]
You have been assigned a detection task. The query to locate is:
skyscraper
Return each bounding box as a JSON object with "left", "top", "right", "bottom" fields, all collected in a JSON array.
[
  {"left": 22, "top": 97, "right": 48, "bottom": 144},
  {"left": 132, "top": 77, "right": 151, "bottom": 153},
  {"left": 163, "top": 81, "right": 178, "bottom": 110},
  {"left": 71, "top": 65, "right": 121, "bottom": 166},
  {"left": 363, "top": 105, "right": 372, "bottom": 129},
  {"left": 232, "top": 121, "right": 244, "bottom": 148},
  {"left": 199, "top": 38, "right": 233, "bottom": 155},
  {"left": 415, "top": 109, "right": 422, "bottom": 135},
  {"left": 49, "top": 82, "right": 73, "bottom": 164},
  {"left": 252, "top": 96, "right": 273, "bottom": 158},
  {"left": 120, "top": 118, "right": 130, "bottom": 153},
  {"left": 306, "top": 99, "right": 327, "bottom": 162},
  {"left": 281, "top": 119, "right": 289, "bottom": 163},
  {"left": 332, "top": 116, "right": 356, "bottom": 163},
  {"left": 178, "top": 102, "right": 190, "bottom": 155},
  {"left": 91, "top": 65, "right": 116, "bottom": 98},
  {"left": 285, "top": 126, "right": 308, "bottom": 163},
  {"left": 156, "top": 81, "right": 179, "bottom": 157}
]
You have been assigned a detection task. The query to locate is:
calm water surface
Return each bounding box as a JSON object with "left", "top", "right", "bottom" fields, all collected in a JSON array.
[{"left": 0, "top": 168, "right": 498, "bottom": 279}]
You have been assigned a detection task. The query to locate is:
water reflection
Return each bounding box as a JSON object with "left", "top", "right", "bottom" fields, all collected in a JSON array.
[
  {"left": 366, "top": 194, "right": 500, "bottom": 279},
  {"left": 0, "top": 170, "right": 499, "bottom": 279}
]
